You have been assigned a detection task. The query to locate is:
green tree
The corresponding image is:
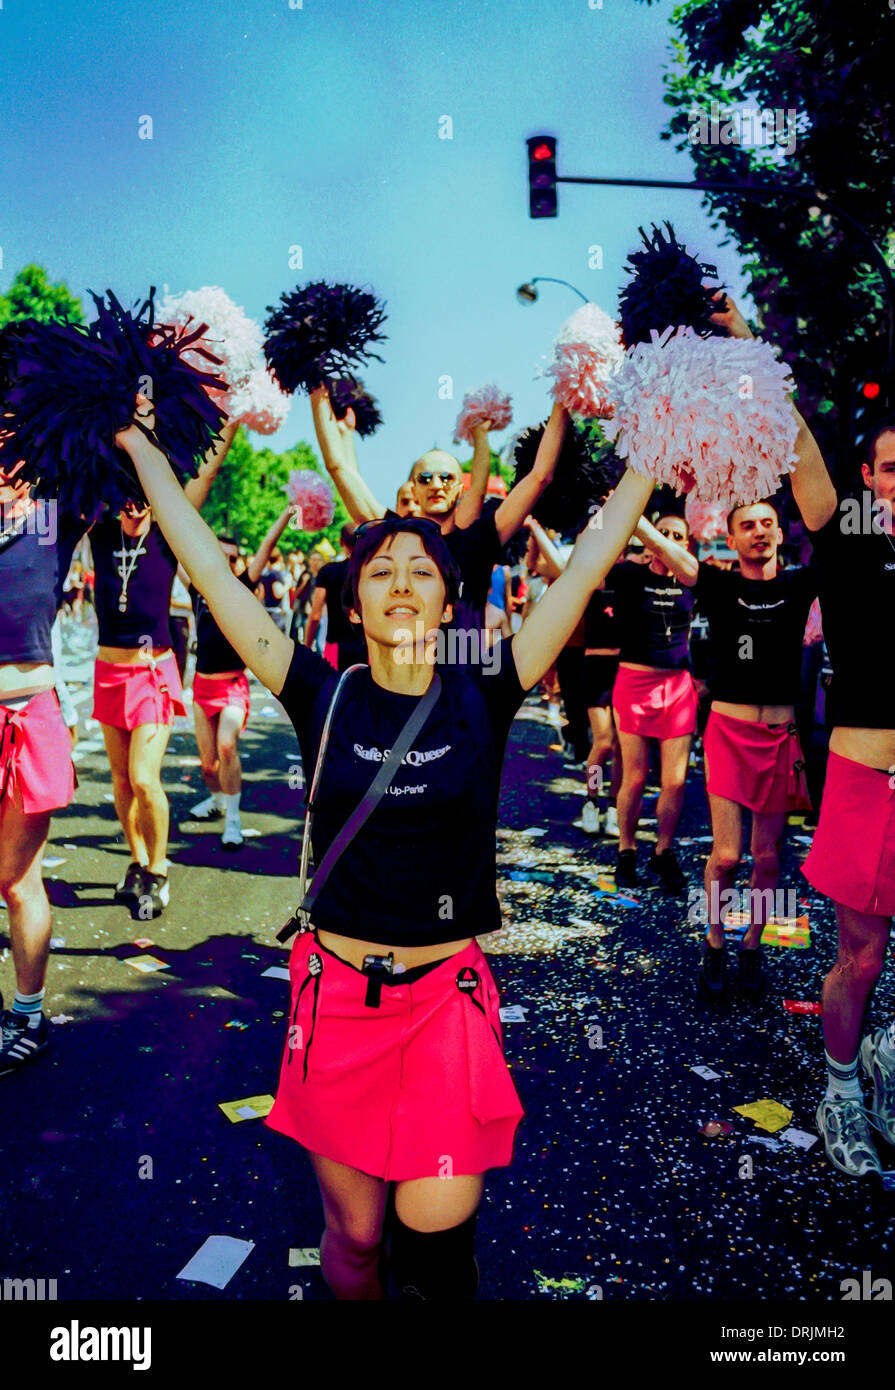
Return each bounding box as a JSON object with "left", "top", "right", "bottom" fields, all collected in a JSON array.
[
  {"left": 0, "top": 264, "right": 84, "bottom": 326},
  {"left": 201, "top": 428, "right": 348, "bottom": 555},
  {"left": 650, "top": 0, "right": 895, "bottom": 482}
]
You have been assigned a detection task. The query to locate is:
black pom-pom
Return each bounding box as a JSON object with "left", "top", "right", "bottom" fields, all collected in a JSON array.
[
  {"left": 263, "top": 281, "right": 387, "bottom": 395},
  {"left": 0, "top": 289, "right": 227, "bottom": 514},
  {"left": 618, "top": 222, "right": 722, "bottom": 347},
  {"left": 327, "top": 374, "right": 383, "bottom": 438},
  {"left": 511, "top": 421, "right": 624, "bottom": 533}
]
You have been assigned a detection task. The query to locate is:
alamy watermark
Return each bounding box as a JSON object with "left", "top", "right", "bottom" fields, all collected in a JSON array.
[
  {"left": 393, "top": 621, "right": 502, "bottom": 672},
  {"left": 688, "top": 101, "right": 798, "bottom": 157},
  {"left": 0, "top": 498, "right": 58, "bottom": 545},
  {"left": 688, "top": 885, "right": 798, "bottom": 926}
]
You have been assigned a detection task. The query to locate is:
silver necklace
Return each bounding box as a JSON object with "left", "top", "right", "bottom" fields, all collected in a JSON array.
[{"left": 114, "top": 524, "right": 148, "bottom": 613}]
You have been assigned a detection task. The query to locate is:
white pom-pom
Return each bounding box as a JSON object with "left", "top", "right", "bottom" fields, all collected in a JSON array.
[
  {"left": 229, "top": 365, "right": 292, "bottom": 435},
  {"left": 803, "top": 598, "right": 823, "bottom": 646},
  {"left": 285, "top": 470, "right": 335, "bottom": 532},
  {"left": 453, "top": 384, "right": 513, "bottom": 445},
  {"left": 156, "top": 286, "right": 265, "bottom": 412},
  {"left": 603, "top": 327, "right": 798, "bottom": 503},
  {"left": 540, "top": 303, "right": 623, "bottom": 418}
]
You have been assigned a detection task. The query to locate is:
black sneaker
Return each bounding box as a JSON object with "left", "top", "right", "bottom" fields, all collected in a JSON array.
[
  {"left": 0, "top": 1010, "right": 50, "bottom": 1077},
  {"left": 649, "top": 849, "right": 687, "bottom": 897},
  {"left": 113, "top": 861, "right": 147, "bottom": 903},
  {"left": 697, "top": 944, "right": 729, "bottom": 1003},
  {"left": 615, "top": 848, "right": 639, "bottom": 888},
  {"left": 134, "top": 871, "right": 170, "bottom": 921}
]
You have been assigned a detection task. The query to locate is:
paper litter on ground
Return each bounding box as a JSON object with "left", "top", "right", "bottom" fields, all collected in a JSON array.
[
  {"left": 732, "top": 1099, "right": 794, "bottom": 1133},
  {"left": 218, "top": 1094, "right": 275, "bottom": 1123},
  {"left": 177, "top": 1235, "right": 255, "bottom": 1289}
]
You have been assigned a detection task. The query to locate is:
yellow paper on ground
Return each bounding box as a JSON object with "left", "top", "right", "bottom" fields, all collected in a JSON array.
[
  {"left": 732, "top": 1099, "right": 793, "bottom": 1133},
  {"left": 761, "top": 916, "right": 811, "bottom": 948},
  {"left": 218, "top": 1094, "right": 275, "bottom": 1123}
]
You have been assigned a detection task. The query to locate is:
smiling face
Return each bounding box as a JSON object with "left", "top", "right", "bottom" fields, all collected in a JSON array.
[
  {"left": 409, "top": 451, "right": 463, "bottom": 519},
  {"left": 349, "top": 530, "right": 450, "bottom": 647},
  {"left": 727, "top": 503, "right": 782, "bottom": 564},
  {"left": 863, "top": 428, "right": 895, "bottom": 512}
]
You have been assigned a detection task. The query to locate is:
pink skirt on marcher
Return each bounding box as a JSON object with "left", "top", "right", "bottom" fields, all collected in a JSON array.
[
  {"left": 265, "top": 931, "right": 524, "bottom": 1181},
  {"left": 93, "top": 655, "right": 186, "bottom": 729},
  {"left": 0, "top": 689, "right": 76, "bottom": 815},
  {"left": 704, "top": 709, "right": 812, "bottom": 815},
  {"left": 803, "top": 751, "right": 895, "bottom": 917},
  {"left": 613, "top": 664, "right": 697, "bottom": 739},
  {"left": 192, "top": 671, "right": 250, "bottom": 729}
]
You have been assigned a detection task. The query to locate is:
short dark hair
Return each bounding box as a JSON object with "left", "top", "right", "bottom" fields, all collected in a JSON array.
[
  {"left": 343, "top": 514, "right": 461, "bottom": 620},
  {"left": 726, "top": 498, "right": 779, "bottom": 531},
  {"left": 866, "top": 421, "right": 895, "bottom": 471},
  {"left": 340, "top": 522, "right": 357, "bottom": 550},
  {"left": 652, "top": 511, "right": 689, "bottom": 534}
]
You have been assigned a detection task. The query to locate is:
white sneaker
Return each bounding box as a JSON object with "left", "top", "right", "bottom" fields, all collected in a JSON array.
[
  {"left": 221, "top": 816, "right": 244, "bottom": 850},
  {"left": 189, "top": 793, "right": 223, "bottom": 820},
  {"left": 603, "top": 805, "right": 620, "bottom": 838},
  {"left": 581, "top": 800, "right": 601, "bottom": 835}
]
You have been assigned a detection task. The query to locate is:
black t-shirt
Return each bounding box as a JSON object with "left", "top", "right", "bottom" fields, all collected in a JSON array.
[
  {"left": 190, "top": 570, "right": 255, "bottom": 674},
  {"left": 0, "top": 505, "right": 83, "bottom": 664},
  {"left": 694, "top": 563, "right": 818, "bottom": 705},
  {"left": 317, "top": 559, "right": 368, "bottom": 669},
  {"left": 612, "top": 562, "right": 695, "bottom": 670},
  {"left": 444, "top": 511, "right": 503, "bottom": 632},
  {"left": 809, "top": 499, "right": 895, "bottom": 729},
  {"left": 259, "top": 568, "right": 288, "bottom": 608},
  {"left": 90, "top": 516, "right": 178, "bottom": 648},
  {"left": 276, "top": 638, "right": 527, "bottom": 947},
  {"left": 583, "top": 578, "right": 620, "bottom": 650}
]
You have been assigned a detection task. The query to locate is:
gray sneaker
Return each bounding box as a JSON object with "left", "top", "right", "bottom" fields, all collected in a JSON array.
[
  {"left": 860, "top": 1030, "right": 895, "bottom": 1145},
  {"left": 816, "top": 1097, "right": 882, "bottom": 1177}
]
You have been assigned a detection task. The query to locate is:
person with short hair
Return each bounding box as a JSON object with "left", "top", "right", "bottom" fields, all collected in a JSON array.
[{"left": 115, "top": 394, "right": 656, "bottom": 1300}]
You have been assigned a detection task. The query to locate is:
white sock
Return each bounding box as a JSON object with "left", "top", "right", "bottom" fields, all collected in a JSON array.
[
  {"left": 825, "top": 1049, "right": 862, "bottom": 1102},
  {"left": 214, "top": 790, "right": 226, "bottom": 810},
  {"left": 878, "top": 1022, "right": 895, "bottom": 1067},
  {"left": 223, "top": 793, "right": 241, "bottom": 818}
]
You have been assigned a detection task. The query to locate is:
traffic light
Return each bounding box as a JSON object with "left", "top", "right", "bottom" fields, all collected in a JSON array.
[
  {"left": 853, "top": 378, "right": 884, "bottom": 455},
  {"left": 527, "top": 136, "right": 558, "bottom": 219}
]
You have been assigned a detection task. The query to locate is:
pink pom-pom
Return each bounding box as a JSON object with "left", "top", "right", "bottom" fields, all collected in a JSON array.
[
  {"left": 603, "top": 327, "right": 798, "bottom": 503},
  {"left": 156, "top": 286, "right": 265, "bottom": 413},
  {"left": 229, "top": 365, "right": 291, "bottom": 435},
  {"left": 541, "top": 303, "right": 623, "bottom": 418},
  {"left": 685, "top": 495, "right": 729, "bottom": 542},
  {"left": 453, "top": 384, "right": 513, "bottom": 446},
  {"left": 803, "top": 598, "right": 823, "bottom": 646},
  {"left": 285, "top": 469, "right": 335, "bottom": 532}
]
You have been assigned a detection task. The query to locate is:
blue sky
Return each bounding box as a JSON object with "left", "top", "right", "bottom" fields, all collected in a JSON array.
[{"left": 2, "top": 0, "right": 755, "bottom": 505}]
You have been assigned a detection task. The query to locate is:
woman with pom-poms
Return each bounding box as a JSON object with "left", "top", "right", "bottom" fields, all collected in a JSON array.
[{"left": 114, "top": 382, "right": 660, "bottom": 1300}]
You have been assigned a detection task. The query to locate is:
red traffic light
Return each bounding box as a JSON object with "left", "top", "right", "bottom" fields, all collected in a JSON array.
[
  {"left": 526, "top": 135, "right": 557, "bottom": 219},
  {"left": 862, "top": 381, "right": 881, "bottom": 400},
  {"left": 532, "top": 143, "right": 553, "bottom": 161}
]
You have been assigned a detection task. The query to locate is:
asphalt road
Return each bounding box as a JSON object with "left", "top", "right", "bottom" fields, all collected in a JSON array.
[{"left": 2, "top": 616, "right": 894, "bottom": 1301}]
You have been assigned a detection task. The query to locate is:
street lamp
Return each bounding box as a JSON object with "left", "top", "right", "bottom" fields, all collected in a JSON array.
[{"left": 516, "top": 276, "right": 589, "bottom": 306}]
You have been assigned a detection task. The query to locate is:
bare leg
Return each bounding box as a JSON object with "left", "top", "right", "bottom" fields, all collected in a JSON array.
[
  {"left": 0, "top": 797, "right": 52, "bottom": 995},
  {"left": 309, "top": 1151, "right": 388, "bottom": 1300},
  {"left": 744, "top": 810, "right": 786, "bottom": 950},
  {"left": 128, "top": 723, "right": 171, "bottom": 875},
  {"left": 822, "top": 904, "right": 891, "bottom": 1063},
  {"left": 704, "top": 793, "right": 744, "bottom": 949},
  {"left": 216, "top": 706, "right": 244, "bottom": 796},
  {"left": 615, "top": 729, "right": 650, "bottom": 852},
  {"left": 655, "top": 734, "right": 692, "bottom": 855},
  {"left": 101, "top": 723, "right": 147, "bottom": 865},
  {"left": 193, "top": 702, "right": 222, "bottom": 794}
]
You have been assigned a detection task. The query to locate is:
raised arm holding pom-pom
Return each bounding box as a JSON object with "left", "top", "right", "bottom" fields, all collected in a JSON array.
[
  {"left": 310, "top": 385, "right": 384, "bottom": 523},
  {"left": 452, "top": 419, "right": 492, "bottom": 530},
  {"left": 709, "top": 290, "right": 836, "bottom": 532},
  {"left": 116, "top": 401, "right": 294, "bottom": 697}
]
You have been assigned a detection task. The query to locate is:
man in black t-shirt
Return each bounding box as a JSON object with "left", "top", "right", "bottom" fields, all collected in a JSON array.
[
  {"left": 304, "top": 525, "right": 368, "bottom": 671},
  {"left": 712, "top": 293, "right": 895, "bottom": 1180},
  {"left": 693, "top": 500, "right": 817, "bottom": 1005}
]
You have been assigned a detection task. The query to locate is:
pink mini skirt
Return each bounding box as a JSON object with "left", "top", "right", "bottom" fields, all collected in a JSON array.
[
  {"left": 265, "top": 931, "right": 525, "bottom": 1182},
  {"left": 803, "top": 751, "right": 895, "bottom": 917},
  {"left": 613, "top": 664, "right": 697, "bottom": 739},
  {"left": 93, "top": 655, "right": 186, "bottom": 730},
  {"left": 704, "top": 709, "right": 812, "bottom": 815},
  {"left": 192, "top": 671, "right": 250, "bottom": 729},
  {"left": 0, "top": 689, "right": 76, "bottom": 815}
]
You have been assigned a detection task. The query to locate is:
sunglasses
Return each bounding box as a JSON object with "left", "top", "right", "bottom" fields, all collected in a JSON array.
[
  {"left": 414, "top": 472, "right": 458, "bottom": 486},
  {"left": 354, "top": 512, "right": 443, "bottom": 539}
]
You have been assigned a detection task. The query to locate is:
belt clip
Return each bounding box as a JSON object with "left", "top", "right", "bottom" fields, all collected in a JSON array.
[{"left": 362, "top": 952, "right": 394, "bottom": 1008}]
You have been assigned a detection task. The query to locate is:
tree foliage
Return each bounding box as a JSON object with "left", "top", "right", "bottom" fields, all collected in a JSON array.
[
  {"left": 653, "top": 0, "right": 895, "bottom": 482},
  {"left": 200, "top": 429, "right": 349, "bottom": 554},
  {"left": 0, "top": 264, "right": 84, "bottom": 327}
]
